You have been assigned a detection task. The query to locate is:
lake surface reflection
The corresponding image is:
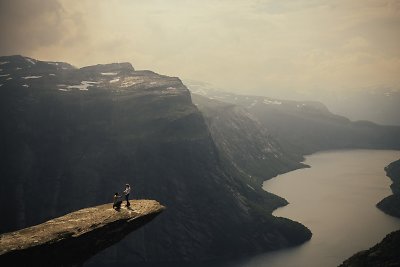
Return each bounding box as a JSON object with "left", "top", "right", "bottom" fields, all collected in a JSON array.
[{"left": 236, "top": 150, "right": 400, "bottom": 267}]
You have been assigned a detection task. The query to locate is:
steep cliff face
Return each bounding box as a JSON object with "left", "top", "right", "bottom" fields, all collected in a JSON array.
[
  {"left": 0, "top": 200, "right": 164, "bottom": 267},
  {"left": 192, "top": 94, "right": 306, "bottom": 184},
  {"left": 0, "top": 56, "right": 311, "bottom": 265}
]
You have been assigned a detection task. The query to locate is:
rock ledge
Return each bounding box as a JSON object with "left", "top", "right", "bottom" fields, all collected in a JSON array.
[{"left": 0, "top": 200, "right": 165, "bottom": 266}]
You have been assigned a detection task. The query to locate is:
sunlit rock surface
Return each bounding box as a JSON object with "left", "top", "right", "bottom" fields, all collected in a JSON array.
[{"left": 0, "top": 200, "right": 164, "bottom": 266}]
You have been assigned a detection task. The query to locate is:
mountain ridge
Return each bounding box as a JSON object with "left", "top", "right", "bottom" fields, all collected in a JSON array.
[{"left": 0, "top": 55, "right": 311, "bottom": 265}]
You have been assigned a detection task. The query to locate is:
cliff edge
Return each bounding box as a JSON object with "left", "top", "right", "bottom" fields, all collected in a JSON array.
[{"left": 0, "top": 200, "right": 165, "bottom": 266}]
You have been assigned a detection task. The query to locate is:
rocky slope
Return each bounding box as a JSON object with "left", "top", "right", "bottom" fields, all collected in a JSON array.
[
  {"left": 192, "top": 94, "right": 306, "bottom": 186},
  {"left": 0, "top": 200, "right": 164, "bottom": 266},
  {"left": 339, "top": 230, "right": 400, "bottom": 267},
  {"left": 0, "top": 55, "right": 311, "bottom": 265},
  {"left": 377, "top": 159, "right": 400, "bottom": 218}
]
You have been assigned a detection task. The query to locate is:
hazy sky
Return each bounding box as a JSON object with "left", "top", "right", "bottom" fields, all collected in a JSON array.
[{"left": 1, "top": 0, "right": 399, "bottom": 95}]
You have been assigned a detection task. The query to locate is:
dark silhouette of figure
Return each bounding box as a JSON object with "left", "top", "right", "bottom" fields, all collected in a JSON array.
[
  {"left": 113, "top": 192, "right": 122, "bottom": 210},
  {"left": 124, "top": 184, "right": 131, "bottom": 207}
]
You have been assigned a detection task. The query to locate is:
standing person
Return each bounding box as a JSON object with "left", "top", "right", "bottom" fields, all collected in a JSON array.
[{"left": 124, "top": 184, "right": 131, "bottom": 207}]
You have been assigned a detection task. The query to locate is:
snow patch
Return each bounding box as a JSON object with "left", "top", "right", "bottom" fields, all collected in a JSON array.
[
  {"left": 150, "top": 81, "right": 157, "bottom": 85},
  {"left": 263, "top": 99, "right": 282, "bottom": 105},
  {"left": 22, "top": 84, "right": 29, "bottom": 88},
  {"left": 161, "top": 86, "right": 180, "bottom": 95},
  {"left": 0, "top": 61, "right": 9, "bottom": 65},
  {"left": 58, "top": 88, "right": 69, "bottom": 91},
  {"left": 6, "top": 77, "right": 12, "bottom": 80},
  {"left": 0, "top": 84, "right": 2, "bottom": 87},
  {"left": 67, "top": 81, "right": 99, "bottom": 91},
  {"left": 22, "top": 76, "right": 42, "bottom": 79},
  {"left": 120, "top": 77, "right": 143, "bottom": 88},
  {"left": 109, "top": 78, "right": 120, "bottom": 83},
  {"left": 47, "top": 62, "right": 59, "bottom": 66},
  {"left": 24, "top": 57, "right": 36, "bottom": 65},
  {"left": 49, "top": 74, "right": 56, "bottom": 76},
  {"left": 15, "top": 67, "right": 22, "bottom": 70},
  {"left": 0, "top": 74, "right": 10, "bottom": 77},
  {"left": 101, "top": 72, "right": 118, "bottom": 76}
]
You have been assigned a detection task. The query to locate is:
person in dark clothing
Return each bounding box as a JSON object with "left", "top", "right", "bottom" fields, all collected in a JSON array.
[
  {"left": 123, "top": 184, "right": 131, "bottom": 207},
  {"left": 113, "top": 192, "right": 122, "bottom": 210}
]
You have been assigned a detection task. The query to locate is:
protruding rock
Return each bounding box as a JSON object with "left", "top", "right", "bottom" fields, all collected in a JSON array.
[{"left": 0, "top": 200, "right": 165, "bottom": 266}]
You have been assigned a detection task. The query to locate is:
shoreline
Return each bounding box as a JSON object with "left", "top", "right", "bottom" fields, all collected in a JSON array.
[{"left": 258, "top": 150, "right": 400, "bottom": 267}]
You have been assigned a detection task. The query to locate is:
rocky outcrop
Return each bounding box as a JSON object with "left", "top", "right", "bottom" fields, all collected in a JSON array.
[
  {"left": 377, "top": 159, "right": 400, "bottom": 218},
  {"left": 0, "top": 200, "right": 164, "bottom": 267},
  {"left": 339, "top": 230, "right": 400, "bottom": 267}
]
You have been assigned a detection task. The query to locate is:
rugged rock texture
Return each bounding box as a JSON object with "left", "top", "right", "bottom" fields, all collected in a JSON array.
[
  {"left": 0, "top": 55, "right": 311, "bottom": 265},
  {"left": 339, "top": 230, "right": 400, "bottom": 267},
  {"left": 0, "top": 200, "right": 164, "bottom": 266},
  {"left": 377, "top": 159, "right": 400, "bottom": 218},
  {"left": 193, "top": 94, "right": 306, "bottom": 184},
  {"left": 192, "top": 94, "right": 307, "bottom": 213}
]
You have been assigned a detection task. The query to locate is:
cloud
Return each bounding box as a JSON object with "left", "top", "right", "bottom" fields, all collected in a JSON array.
[
  {"left": 0, "top": 0, "right": 399, "bottom": 95},
  {"left": 0, "top": 0, "right": 85, "bottom": 60}
]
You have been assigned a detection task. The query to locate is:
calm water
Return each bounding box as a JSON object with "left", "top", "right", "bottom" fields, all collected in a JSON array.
[{"left": 234, "top": 149, "right": 400, "bottom": 267}]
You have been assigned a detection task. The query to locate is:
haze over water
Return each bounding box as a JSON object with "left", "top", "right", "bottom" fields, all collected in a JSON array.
[{"left": 238, "top": 150, "right": 400, "bottom": 267}]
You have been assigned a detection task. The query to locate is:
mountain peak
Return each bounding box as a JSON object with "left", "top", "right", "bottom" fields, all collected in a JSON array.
[
  {"left": 79, "top": 62, "right": 135, "bottom": 74},
  {"left": 0, "top": 200, "right": 165, "bottom": 266}
]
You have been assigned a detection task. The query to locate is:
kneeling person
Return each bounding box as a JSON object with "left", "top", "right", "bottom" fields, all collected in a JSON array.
[{"left": 113, "top": 192, "right": 122, "bottom": 210}]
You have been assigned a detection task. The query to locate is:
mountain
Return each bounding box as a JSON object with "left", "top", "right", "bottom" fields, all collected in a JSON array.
[
  {"left": 312, "top": 89, "right": 400, "bottom": 126},
  {"left": 188, "top": 87, "right": 400, "bottom": 155},
  {"left": 185, "top": 80, "right": 400, "bottom": 126},
  {"left": 192, "top": 94, "right": 306, "bottom": 186},
  {"left": 0, "top": 200, "right": 164, "bottom": 266},
  {"left": 0, "top": 55, "right": 311, "bottom": 265}
]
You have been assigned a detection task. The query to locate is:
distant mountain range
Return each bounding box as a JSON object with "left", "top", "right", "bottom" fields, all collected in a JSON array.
[
  {"left": 188, "top": 86, "right": 400, "bottom": 156},
  {"left": 185, "top": 80, "right": 400, "bottom": 126}
]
